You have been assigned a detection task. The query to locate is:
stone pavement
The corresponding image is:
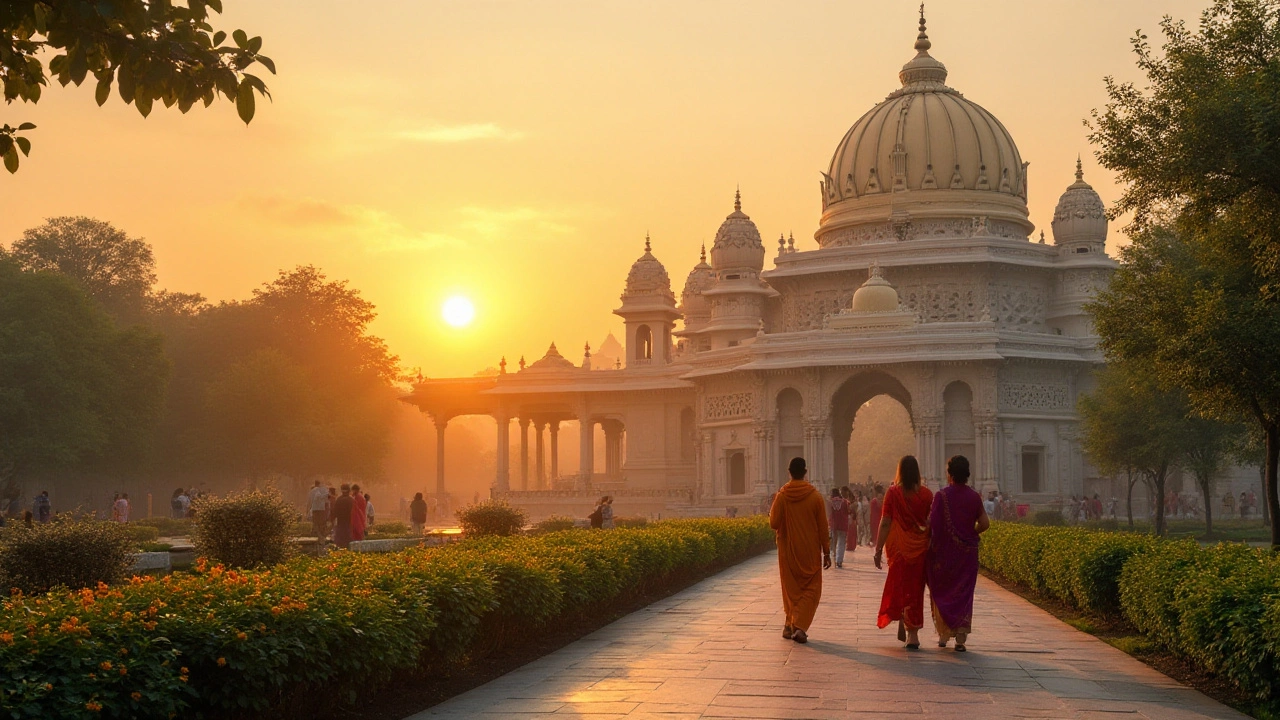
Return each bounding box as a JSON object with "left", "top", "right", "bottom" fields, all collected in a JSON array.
[{"left": 410, "top": 548, "right": 1248, "bottom": 719}]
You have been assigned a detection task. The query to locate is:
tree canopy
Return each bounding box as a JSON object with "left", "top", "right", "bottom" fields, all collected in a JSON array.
[
  {"left": 0, "top": 257, "right": 169, "bottom": 498},
  {"left": 1088, "top": 0, "right": 1280, "bottom": 545},
  {"left": 1, "top": 0, "right": 274, "bottom": 172}
]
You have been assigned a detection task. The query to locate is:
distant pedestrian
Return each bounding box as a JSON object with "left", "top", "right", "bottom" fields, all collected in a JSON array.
[
  {"left": 410, "top": 492, "right": 428, "bottom": 535},
  {"left": 326, "top": 487, "right": 337, "bottom": 539},
  {"left": 33, "top": 491, "right": 51, "bottom": 523},
  {"left": 113, "top": 493, "right": 131, "bottom": 523},
  {"left": 868, "top": 486, "right": 884, "bottom": 548},
  {"left": 171, "top": 488, "right": 186, "bottom": 519},
  {"left": 1241, "top": 492, "right": 1250, "bottom": 519},
  {"left": 827, "top": 488, "right": 850, "bottom": 569},
  {"left": 601, "top": 496, "right": 615, "bottom": 529},
  {"left": 307, "top": 480, "right": 329, "bottom": 540},
  {"left": 350, "top": 484, "right": 368, "bottom": 541},
  {"left": 840, "top": 487, "right": 858, "bottom": 556},
  {"left": 331, "top": 484, "right": 355, "bottom": 549},
  {"left": 365, "top": 493, "right": 375, "bottom": 527},
  {"left": 22, "top": 511, "right": 33, "bottom": 528},
  {"left": 589, "top": 497, "right": 605, "bottom": 529}
]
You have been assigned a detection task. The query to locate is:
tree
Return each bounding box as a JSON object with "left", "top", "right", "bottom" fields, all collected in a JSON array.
[
  {"left": 1182, "top": 416, "right": 1245, "bottom": 537},
  {"left": 1, "top": 0, "right": 274, "bottom": 172},
  {"left": 1079, "top": 363, "right": 1192, "bottom": 536},
  {"left": 0, "top": 257, "right": 169, "bottom": 499},
  {"left": 1088, "top": 0, "right": 1280, "bottom": 546},
  {"left": 9, "top": 216, "right": 156, "bottom": 322}
]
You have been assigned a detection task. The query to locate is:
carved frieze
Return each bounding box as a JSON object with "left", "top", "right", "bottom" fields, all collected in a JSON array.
[
  {"left": 705, "top": 392, "right": 753, "bottom": 420},
  {"left": 819, "top": 218, "right": 1028, "bottom": 248},
  {"left": 998, "top": 383, "right": 1070, "bottom": 412}
]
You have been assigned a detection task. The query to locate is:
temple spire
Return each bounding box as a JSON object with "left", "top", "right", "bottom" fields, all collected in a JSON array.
[
  {"left": 734, "top": 186, "right": 742, "bottom": 212},
  {"left": 644, "top": 231, "right": 651, "bottom": 253},
  {"left": 915, "top": 3, "right": 931, "bottom": 53},
  {"left": 700, "top": 242, "right": 707, "bottom": 263},
  {"left": 1075, "top": 154, "right": 1084, "bottom": 182}
]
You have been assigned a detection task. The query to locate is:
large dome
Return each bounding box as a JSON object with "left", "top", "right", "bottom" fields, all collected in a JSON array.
[{"left": 816, "top": 13, "right": 1032, "bottom": 247}]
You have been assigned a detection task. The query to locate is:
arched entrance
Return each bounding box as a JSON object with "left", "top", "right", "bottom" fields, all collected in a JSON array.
[{"left": 830, "top": 371, "right": 914, "bottom": 488}]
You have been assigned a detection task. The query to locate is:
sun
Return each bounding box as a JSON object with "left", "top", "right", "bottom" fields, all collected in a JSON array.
[{"left": 442, "top": 296, "right": 476, "bottom": 328}]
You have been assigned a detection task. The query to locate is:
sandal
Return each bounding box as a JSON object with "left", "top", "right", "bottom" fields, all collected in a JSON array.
[
  {"left": 792, "top": 629, "right": 808, "bottom": 644},
  {"left": 906, "top": 642, "right": 920, "bottom": 650},
  {"left": 782, "top": 625, "right": 794, "bottom": 640},
  {"left": 955, "top": 643, "right": 967, "bottom": 652}
]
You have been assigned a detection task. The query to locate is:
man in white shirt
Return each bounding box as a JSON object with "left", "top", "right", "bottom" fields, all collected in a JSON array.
[
  {"left": 983, "top": 492, "right": 997, "bottom": 519},
  {"left": 114, "top": 494, "right": 130, "bottom": 523},
  {"left": 307, "top": 480, "right": 329, "bottom": 539}
]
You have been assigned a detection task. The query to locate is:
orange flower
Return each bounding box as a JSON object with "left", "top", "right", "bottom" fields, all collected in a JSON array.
[
  {"left": 118, "top": 667, "right": 127, "bottom": 676},
  {"left": 85, "top": 701, "right": 102, "bottom": 712},
  {"left": 236, "top": 631, "right": 247, "bottom": 641},
  {"left": 44, "top": 683, "right": 52, "bottom": 691},
  {"left": 122, "top": 612, "right": 134, "bottom": 621},
  {"left": 0, "top": 632, "right": 12, "bottom": 644},
  {"left": 131, "top": 692, "right": 142, "bottom": 701},
  {"left": 99, "top": 661, "right": 112, "bottom": 671},
  {"left": 216, "top": 657, "right": 226, "bottom": 667}
]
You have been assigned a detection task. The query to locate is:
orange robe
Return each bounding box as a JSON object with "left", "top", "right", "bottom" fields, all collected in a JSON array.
[
  {"left": 770, "top": 480, "right": 830, "bottom": 631},
  {"left": 876, "top": 484, "right": 934, "bottom": 630}
]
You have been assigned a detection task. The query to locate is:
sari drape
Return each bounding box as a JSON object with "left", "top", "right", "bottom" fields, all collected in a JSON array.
[
  {"left": 877, "top": 484, "right": 933, "bottom": 630},
  {"left": 926, "top": 484, "right": 983, "bottom": 640}
]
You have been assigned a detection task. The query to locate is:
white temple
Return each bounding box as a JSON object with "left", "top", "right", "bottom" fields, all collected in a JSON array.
[{"left": 405, "top": 13, "right": 1118, "bottom": 518}]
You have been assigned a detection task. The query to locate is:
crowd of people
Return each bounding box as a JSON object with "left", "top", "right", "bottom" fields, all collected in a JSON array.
[
  {"left": 1222, "top": 490, "right": 1259, "bottom": 519},
  {"left": 769, "top": 454, "right": 989, "bottom": 650}
]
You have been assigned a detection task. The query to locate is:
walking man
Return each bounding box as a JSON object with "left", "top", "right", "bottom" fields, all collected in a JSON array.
[
  {"left": 827, "top": 488, "right": 850, "bottom": 569},
  {"left": 770, "top": 457, "right": 831, "bottom": 644},
  {"left": 331, "top": 484, "right": 355, "bottom": 549},
  {"left": 307, "top": 480, "right": 329, "bottom": 540}
]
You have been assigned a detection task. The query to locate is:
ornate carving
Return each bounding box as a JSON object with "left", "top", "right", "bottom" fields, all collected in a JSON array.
[
  {"left": 999, "top": 383, "right": 1069, "bottom": 411},
  {"left": 705, "top": 392, "right": 753, "bottom": 420}
]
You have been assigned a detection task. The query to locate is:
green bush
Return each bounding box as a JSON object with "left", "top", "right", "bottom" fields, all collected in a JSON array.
[
  {"left": 134, "top": 516, "right": 192, "bottom": 536},
  {"left": 533, "top": 515, "right": 577, "bottom": 534},
  {"left": 1032, "top": 509, "right": 1066, "bottom": 526},
  {"left": 0, "top": 518, "right": 134, "bottom": 593},
  {"left": 615, "top": 516, "right": 648, "bottom": 529},
  {"left": 456, "top": 499, "right": 527, "bottom": 538},
  {"left": 368, "top": 520, "right": 411, "bottom": 538},
  {"left": 122, "top": 523, "right": 161, "bottom": 544},
  {"left": 0, "top": 516, "right": 772, "bottom": 718},
  {"left": 986, "top": 523, "right": 1280, "bottom": 702},
  {"left": 191, "top": 490, "right": 297, "bottom": 569}
]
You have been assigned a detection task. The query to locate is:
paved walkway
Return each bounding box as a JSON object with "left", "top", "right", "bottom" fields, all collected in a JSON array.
[{"left": 410, "top": 548, "right": 1248, "bottom": 719}]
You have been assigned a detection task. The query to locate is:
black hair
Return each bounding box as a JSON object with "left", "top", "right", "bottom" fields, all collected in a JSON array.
[
  {"left": 896, "top": 456, "right": 921, "bottom": 491},
  {"left": 788, "top": 457, "right": 807, "bottom": 480},
  {"left": 947, "top": 455, "right": 971, "bottom": 485}
]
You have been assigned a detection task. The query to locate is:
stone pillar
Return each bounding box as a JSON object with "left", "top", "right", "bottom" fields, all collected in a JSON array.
[
  {"left": 914, "top": 419, "right": 942, "bottom": 488},
  {"left": 549, "top": 421, "right": 560, "bottom": 483},
  {"left": 495, "top": 413, "right": 510, "bottom": 492},
  {"left": 754, "top": 426, "right": 769, "bottom": 494},
  {"left": 534, "top": 420, "right": 546, "bottom": 489},
  {"left": 701, "top": 432, "right": 715, "bottom": 499},
  {"left": 578, "top": 411, "right": 594, "bottom": 489},
  {"left": 519, "top": 418, "right": 530, "bottom": 491},
  {"left": 434, "top": 416, "right": 448, "bottom": 498}
]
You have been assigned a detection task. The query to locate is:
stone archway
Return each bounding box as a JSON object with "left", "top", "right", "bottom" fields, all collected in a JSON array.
[{"left": 829, "top": 371, "right": 914, "bottom": 488}]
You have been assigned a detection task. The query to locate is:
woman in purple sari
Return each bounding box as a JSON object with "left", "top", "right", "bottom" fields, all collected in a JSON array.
[{"left": 926, "top": 456, "right": 989, "bottom": 652}]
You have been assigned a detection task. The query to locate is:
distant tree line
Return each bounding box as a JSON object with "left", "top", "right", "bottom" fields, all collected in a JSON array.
[{"left": 0, "top": 216, "right": 402, "bottom": 505}]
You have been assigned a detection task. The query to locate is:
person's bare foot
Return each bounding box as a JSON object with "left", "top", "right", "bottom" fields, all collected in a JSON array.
[{"left": 906, "top": 628, "right": 920, "bottom": 648}]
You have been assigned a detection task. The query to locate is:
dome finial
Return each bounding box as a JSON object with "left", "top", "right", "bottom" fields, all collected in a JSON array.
[
  {"left": 644, "top": 231, "right": 651, "bottom": 253},
  {"left": 915, "top": 3, "right": 931, "bottom": 53},
  {"left": 700, "top": 242, "right": 706, "bottom": 263},
  {"left": 734, "top": 186, "right": 741, "bottom": 212},
  {"left": 1075, "top": 155, "right": 1084, "bottom": 182}
]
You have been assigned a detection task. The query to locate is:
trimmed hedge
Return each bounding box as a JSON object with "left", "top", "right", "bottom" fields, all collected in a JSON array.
[
  {"left": 982, "top": 522, "right": 1280, "bottom": 701},
  {"left": 0, "top": 517, "right": 772, "bottom": 719}
]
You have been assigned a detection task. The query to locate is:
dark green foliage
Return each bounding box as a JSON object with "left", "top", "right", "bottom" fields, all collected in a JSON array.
[
  {"left": 121, "top": 524, "right": 161, "bottom": 545},
  {"left": 0, "top": 517, "right": 773, "bottom": 718},
  {"left": 134, "top": 516, "right": 192, "bottom": 537},
  {"left": 0, "top": 517, "right": 134, "bottom": 593},
  {"left": 1, "top": 0, "right": 275, "bottom": 172},
  {"left": 190, "top": 490, "right": 296, "bottom": 569},
  {"left": 985, "top": 523, "right": 1280, "bottom": 701},
  {"left": 1032, "top": 510, "right": 1065, "bottom": 526},
  {"left": 456, "top": 499, "right": 527, "bottom": 538},
  {"left": 532, "top": 515, "right": 577, "bottom": 534}
]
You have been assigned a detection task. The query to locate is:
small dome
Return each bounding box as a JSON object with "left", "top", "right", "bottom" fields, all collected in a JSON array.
[
  {"left": 525, "top": 342, "right": 576, "bottom": 371},
  {"left": 710, "top": 190, "right": 765, "bottom": 275},
  {"left": 681, "top": 244, "right": 715, "bottom": 300},
  {"left": 1051, "top": 159, "right": 1107, "bottom": 247},
  {"left": 850, "top": 265, "right": 900, "bottom": 313},
  {"left": 623, "top": 235, "right": 675, "bottom": 300}
]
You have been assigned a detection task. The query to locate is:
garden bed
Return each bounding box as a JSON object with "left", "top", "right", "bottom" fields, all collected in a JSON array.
[
  {"left": 0, "top": 517, "right": 773, "bottom": 720},
  {"left": 980, "top": 522, "right": 1280, "bottom": 718}
]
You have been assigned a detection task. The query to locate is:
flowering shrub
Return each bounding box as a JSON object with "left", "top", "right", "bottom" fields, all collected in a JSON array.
[
  {"left": 0, "top": 517, "right": 771, "bottom": 719},
  {"left": 532, "top": 515, "right": 577, "bottom": 534},
  {"left": 191, "top": 490, "right": 297, "bottom": 569},
  {"left": 983, "top": 522, "right": 1280, "bottom": 701},
  {"left": 456, "top": 499, "right": 526, "bottom": 537},
  {"left": 0, "top": 518, "right": 134, "bottom": 594}
]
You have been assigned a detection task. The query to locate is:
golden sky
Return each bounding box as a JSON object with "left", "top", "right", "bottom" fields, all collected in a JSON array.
[{"left": 1, "top": 0, "right": 1208, "bottom": 378}]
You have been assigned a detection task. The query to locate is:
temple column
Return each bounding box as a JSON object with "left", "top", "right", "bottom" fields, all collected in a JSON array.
[
  {"left": 549, "top": 421, "right": 560, "bottom": 483},
  {"left": 519, "top": 418, "right": 530, "bottom": 490},
  {"left": 495, "top": 413, "right": 510, "bottom": 493},
  {"left": 534, "top": 420, "right": 546, "bottom": 489},
  {"left": 578, "top": 410, "right": 594, "bottom": 489},
  {"left": 433, "top": 415, "right": 449, "bottom": 498},
  {"left": 603, "top": 423, "right": 622, "bottom": 478},
  {"left": 754, "top": 424, "right": 772, "bottom": 494}
]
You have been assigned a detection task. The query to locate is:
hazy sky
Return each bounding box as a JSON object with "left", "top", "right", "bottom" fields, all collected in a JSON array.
[{"left": 1, "top": 0, "right": 1208, "bottom": 377}]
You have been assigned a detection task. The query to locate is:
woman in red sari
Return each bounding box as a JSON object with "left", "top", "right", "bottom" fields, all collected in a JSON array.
[{"left": 873, "top": 455, "right": 933, "bottom": 649}]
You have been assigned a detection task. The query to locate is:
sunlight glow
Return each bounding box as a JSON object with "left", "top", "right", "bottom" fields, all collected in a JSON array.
[{"left": 442, "top": 296, "right": 476, "bottom": 328}]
